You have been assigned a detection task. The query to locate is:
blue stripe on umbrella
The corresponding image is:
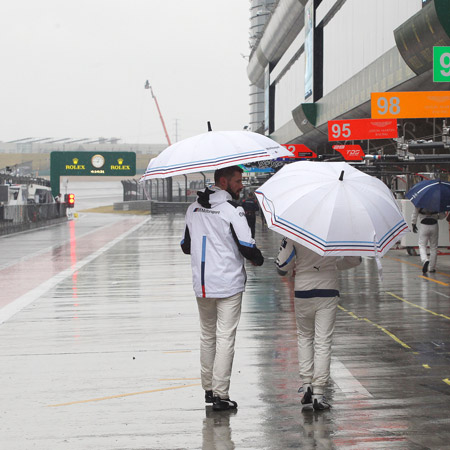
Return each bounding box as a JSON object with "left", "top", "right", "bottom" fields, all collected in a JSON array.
[
  {"left": 256, "top": 190, "right": 408, "bottom": 253},
  {"left": 145, "top": 149, "right": 269, "bottom": 175}
]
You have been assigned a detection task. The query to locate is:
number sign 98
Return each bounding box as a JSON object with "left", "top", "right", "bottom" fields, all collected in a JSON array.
[{"left": 377, "top": 96, "right": 400, "bottom": 116}]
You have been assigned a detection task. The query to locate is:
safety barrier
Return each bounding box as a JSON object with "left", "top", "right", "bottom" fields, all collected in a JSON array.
[{"left": 0, "top": 203, "right": 67, "bottom": 236}]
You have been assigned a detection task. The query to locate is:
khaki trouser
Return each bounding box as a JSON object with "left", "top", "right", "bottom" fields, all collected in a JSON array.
[
  {"left": 196, "top": 292, "right": 242, "bottom": 399},
  {"left": 294, "top": 296, "right": 339, "bottom": 394}
]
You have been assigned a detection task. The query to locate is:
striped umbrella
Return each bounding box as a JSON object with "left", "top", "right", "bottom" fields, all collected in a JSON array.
[
  {"left": 256, "top": 161, "right": 409, "bottom": 257},
  {"left": 140, "top": 129, "right": 291, "bottom": 180}
]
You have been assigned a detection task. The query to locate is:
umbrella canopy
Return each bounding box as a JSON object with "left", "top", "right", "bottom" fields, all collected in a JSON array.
[
  {"left": 140, "top": 130, "right": 291, "bottom": 181},
  {"left": 255, "top": 161, "right": 409, "bottom": 257},
  {"left": 405, "top": 179, "right": 450, "bottom": 212}
]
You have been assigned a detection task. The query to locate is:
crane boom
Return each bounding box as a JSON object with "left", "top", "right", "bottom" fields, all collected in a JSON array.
[{"left": 145, "top": 80, "right": 172, "bottom": 146}]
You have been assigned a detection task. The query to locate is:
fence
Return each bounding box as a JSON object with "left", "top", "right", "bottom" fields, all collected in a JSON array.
[
  {"left": 121, "top": 180, "right": 146, "bottom": 201},
  {"left": 0, "top": 173, "right": 50, "bottom": 187},
  {"left": 0, "top": 203, "right": 67, "bottom": 235},
  {"left": 122, "top": 173, "right": 213, "bottom": 203}
]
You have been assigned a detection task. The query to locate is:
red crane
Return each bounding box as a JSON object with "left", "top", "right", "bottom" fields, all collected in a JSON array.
[{"left": 145, "top": 80, "right": 172, "bottom": 146}]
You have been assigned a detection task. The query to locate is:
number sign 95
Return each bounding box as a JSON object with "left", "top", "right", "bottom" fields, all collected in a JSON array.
[
  {"left": 327, "top": 118, "right": 398, "bottom": 141},
  {"left": 330, "top": 123, "right": 350, "bottom": 139}
]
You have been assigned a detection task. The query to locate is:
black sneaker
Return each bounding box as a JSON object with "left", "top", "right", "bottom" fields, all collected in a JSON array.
[
  {"left": 422, "top": 261, "right": 429, "bottom": 274},
  {"left": 298, "top": 385, "right": 313, "bottom": 410},
  {"left": 312, "top": 394, "right": 331, "bottom": 411},
  {"left": 205, "top": 390, "right": 214, "bottom": 403},
  {"left": 212, "top": 396, "right": 238, "bottom": 411}
]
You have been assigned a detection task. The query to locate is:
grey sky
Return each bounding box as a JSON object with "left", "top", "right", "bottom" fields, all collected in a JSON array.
[{"left": 0, "top": 0, "right": 250, "bottom": 144}]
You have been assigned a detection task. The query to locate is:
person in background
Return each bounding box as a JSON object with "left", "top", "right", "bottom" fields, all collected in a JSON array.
[
  {"left": 55, "top": 193, "right": 62, "bottom": 216},
  {"left": 181, "top": 166, "right": 264, "bottom": 411},
  {"left": 241, "top": 191, "right": 259, "bottom": 238},
  {"left": 447, "top": 212, "right": 450, "bottom": 241},
  {"left": 275, "top": 237, "right": 361, "bottom": 411},
  {"left": 411, "top": 207, "right": 447, "bottom": 273}
]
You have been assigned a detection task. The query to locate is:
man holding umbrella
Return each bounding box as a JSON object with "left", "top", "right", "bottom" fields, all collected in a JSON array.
[
  {"left": 407, "top": 178, "right": 450, "bottom": 274},
  {"left": 255, "top": 161, "right": 409, "bottom": 411},
  {"left": 275, "top": 238, "right": 361, "bottom": 410},
  {"left": 140, "top": 124, "right": 288, "bottom": 410},
  {"left": 181, "top": 165, "right": 264, "bottom": 411},
  {"left": 411, "top": 207, "right": 447, "bottom": 273}
]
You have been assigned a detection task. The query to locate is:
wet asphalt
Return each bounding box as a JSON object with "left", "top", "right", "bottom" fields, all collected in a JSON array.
[{"left": 1, "top": 211, "right": 449, "bottom": 449}]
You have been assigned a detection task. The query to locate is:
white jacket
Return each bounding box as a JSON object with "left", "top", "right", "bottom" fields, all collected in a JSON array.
[
  {"left": 181, "top": 187, "right": 264, "bottom": 298},
  {"left": 411, "top": 207, "right": 446, "bottom": 226},
  {"left": 276, "top": 237, "right": 361, "bottom": 297}
]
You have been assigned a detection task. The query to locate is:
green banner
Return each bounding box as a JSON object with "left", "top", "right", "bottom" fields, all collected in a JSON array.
[{"left": 50, "top": 151, "right": 136, "bottom": 197}]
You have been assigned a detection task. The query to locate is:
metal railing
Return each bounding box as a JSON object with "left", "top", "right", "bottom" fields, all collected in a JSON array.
[
  {"left": 121, "top": 180, "right": 146, "bottom": 201},
  {"left": 143, "top": 177, "right": 207, "bottom": 202},
  {"left": 123, "top": 173, "right": 212, "bottom": 203}
]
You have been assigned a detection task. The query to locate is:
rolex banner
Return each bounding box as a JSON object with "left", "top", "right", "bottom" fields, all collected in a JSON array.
[{"left": 50, "top": 151, "right": 136, "bottom": 197}]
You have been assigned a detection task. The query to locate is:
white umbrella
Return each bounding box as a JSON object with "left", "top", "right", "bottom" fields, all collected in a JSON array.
[
  {"left": 255, "top": 161, "right": 409, "bottom": 257},
  {"left": 140, "top": 129, "right": 291, "bottom": 181}
]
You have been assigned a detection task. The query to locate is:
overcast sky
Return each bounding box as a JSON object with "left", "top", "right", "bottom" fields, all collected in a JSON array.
[{"left": 0, "top": 0, "right": 251, "bottom": 144}]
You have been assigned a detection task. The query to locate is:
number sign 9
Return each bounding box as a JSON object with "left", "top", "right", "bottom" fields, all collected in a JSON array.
[
  {"left": 440, "top": 52, "right": 450, "bottom": 77},
  {"left": 433, "top": 47, "right": 450, "bottom": 82}
]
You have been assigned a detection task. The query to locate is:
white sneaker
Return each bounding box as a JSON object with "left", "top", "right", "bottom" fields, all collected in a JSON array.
[{"left": 312, "top": 394, "right": 331, "bottom": 411}]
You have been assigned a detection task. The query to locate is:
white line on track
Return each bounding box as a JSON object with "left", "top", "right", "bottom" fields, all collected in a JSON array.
[
  {"left": 433, "top": 290, "right": 450, "bottom": 299},
  {"left": 0, "top": 218, "right": 149, "bottom": 325},
  {"left": 331, "top": 358, "right": 373, "bottom": 398},
  {"left": 0, "top": 221, "right": 123, "bottom": 271}
]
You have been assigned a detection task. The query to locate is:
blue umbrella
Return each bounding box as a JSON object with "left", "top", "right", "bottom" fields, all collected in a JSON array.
[{"left": 406, "top": 179, "right": 450, "bottom": 212}]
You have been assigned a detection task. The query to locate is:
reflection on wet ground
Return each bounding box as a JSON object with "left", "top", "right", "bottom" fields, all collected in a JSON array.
[{"left": 0, "top": 212, "right": 449, "bottom": 449}]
